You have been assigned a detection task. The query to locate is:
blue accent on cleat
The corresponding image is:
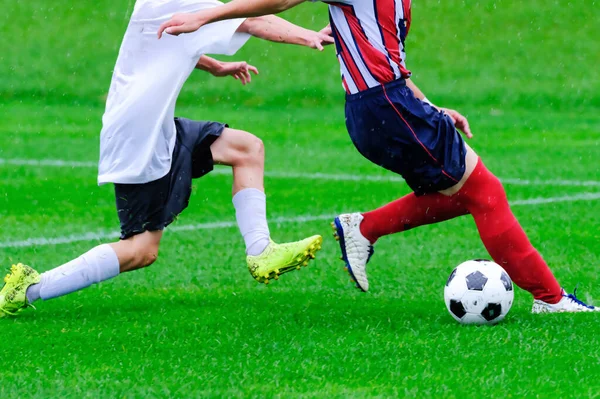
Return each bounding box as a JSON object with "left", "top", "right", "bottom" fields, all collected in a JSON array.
[{"left": 565, "top": 287, "right": 595, "bottom": 310}]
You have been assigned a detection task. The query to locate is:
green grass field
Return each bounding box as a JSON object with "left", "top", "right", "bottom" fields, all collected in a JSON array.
[{"left": 1, "top": 1, "right": 599, "bottom": 397}]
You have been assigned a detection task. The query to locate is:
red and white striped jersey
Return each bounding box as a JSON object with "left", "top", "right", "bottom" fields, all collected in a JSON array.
[{"left": 324, "top": 0, "right": 412, "bottom": 94}]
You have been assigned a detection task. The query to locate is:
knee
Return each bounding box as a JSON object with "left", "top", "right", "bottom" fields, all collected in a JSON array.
[
  {"left": 239, "top": 133, "right": 264, "bottom": 164},
  {"left": 486, "top": 173, "right": 507, "bottom": 207},
  {"left": 247, "top": 134, "right": 264, "bottom": 159},
  {"left": 129, "top": 242, "right": 159, "bottom": 269}
]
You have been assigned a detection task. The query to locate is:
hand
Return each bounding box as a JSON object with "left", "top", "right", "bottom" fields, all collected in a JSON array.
[
  {"left": 157, "top": 13, "right": 206, "bottom": 38},
  {"left": 440, "top": 108, "right": 473, "bottom": 139},
  {"left": 213, "top": 61, "right": 259, "bottom": 85},
  {"left": 319, "top": 24, "right": 332, "bottom": 37},
  {"left": 302, "top": 28, "right": 334, "bottom": 51}
]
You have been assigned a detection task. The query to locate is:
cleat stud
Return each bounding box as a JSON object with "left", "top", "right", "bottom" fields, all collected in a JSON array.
[
  {"left": 274, "top": 275, "right": 279, "bottom": 280},
  {"left": 264, "top": 280, "right": 269, "bottom": 285},
  {"left": 340, "top": 256, "right": 344, "bottom": 260},
  {"left": 334, "top": 236, "right": 339, "bottom": 241},
  {"left": 296, "top": 265, "right": 301, "bottom": 270},
  {"left": 303, "top": 261, "right": 308, "bottom": 266}
]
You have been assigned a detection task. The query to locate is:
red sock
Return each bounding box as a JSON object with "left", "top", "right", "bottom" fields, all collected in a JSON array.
[
  {"left": 360, "top": 192, "right": 469, "bottom": 243},
  {"left": 359, "top": 159, "right": 563, "bottom": 304},
  {"left": 456, "top": 160, "right": 563, "bottom": 303}
]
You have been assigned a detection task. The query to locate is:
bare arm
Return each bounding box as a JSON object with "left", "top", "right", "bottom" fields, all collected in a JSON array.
[
  {"left": 237, "top": 15, "right": 333, "bottom": 50},
  {"left": 158, "top": 0, "right": 307, "bottom": 38},
  {"left": 195, "top": 55, "right": 259, "bottom": 85},
  {"left": 407, "top": 78, "right": 473, "bottom": 138},
  {"left": 196, "top": 55, "right": 224, "bottom": 73}
]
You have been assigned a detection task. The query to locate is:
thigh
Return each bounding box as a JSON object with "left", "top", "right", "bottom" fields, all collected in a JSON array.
[
  {"left": 210, "top": 128, "right": 261, "bottom": 166},
  {"left": 440, "top": 143, "right": 479, "bottom": 196}
]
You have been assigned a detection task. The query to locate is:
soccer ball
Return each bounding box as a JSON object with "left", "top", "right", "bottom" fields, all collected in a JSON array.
[{"left": 444, "top": 260, "right": 514, "bottom": 325}]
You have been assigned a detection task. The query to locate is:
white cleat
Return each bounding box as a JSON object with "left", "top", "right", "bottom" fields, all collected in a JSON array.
[
  {"left": 332, "top": 213, "right": 374, "bottom": 292},
  {"left": 532, "top": 289, "right": 599, "bottom": 314}
]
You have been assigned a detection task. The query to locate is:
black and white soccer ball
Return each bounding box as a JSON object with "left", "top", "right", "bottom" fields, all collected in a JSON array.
[{"left": 444, "top": 260, "right": 514, "bottom": 325}]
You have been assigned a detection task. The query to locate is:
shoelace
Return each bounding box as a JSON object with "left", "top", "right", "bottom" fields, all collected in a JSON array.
[{"left": 564, "top": 287, "right": 595, "bottom": 309}]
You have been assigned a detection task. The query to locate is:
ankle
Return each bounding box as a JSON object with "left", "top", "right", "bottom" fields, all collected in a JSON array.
[
  {"left": 26, "top": 281, "right": 42, "bottom": 304},
  {"left": 358, "top": 213, "right": 378, "bottom": 244}
]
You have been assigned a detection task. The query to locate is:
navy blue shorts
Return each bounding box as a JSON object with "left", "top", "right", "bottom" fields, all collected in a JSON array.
[
  {"left": 114, "top": 118, "right": 226, "bottom": 240},
  {"left": 345, "top": 79, "right": 466, "bottom": 195}
]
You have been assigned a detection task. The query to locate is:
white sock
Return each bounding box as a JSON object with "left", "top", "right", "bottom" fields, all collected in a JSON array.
[
  {"left": 26, "top": 244, "right": 120, "bottom": 302},
  {"left": 232, "top": 188, "right": 271, "bottom": 256}
]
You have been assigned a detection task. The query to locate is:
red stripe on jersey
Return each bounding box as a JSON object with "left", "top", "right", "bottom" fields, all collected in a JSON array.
[
  {"left": 376, "top": 0, "right": 402, "bottom": 66},
  {"left": 332, "top": 23, "right": 369, "bottom": 92},
  {"left": 398, "top": 64, "right": 411, "bottom": 78},
  {"left": 338, "top": 4, "right": 396, "bottom": 84}
]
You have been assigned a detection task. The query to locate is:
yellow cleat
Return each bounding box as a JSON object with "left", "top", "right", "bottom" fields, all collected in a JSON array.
[
  {"left": 0, "top": 263, "right": 41, "bottom": 317},
  {"left": 247, "top": 235, "right": 323, "bottom": 284}
]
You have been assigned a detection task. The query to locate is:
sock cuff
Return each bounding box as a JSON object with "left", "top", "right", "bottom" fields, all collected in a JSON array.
[{"left": 232, "top": 188, "right": 266, "bottom": 207}]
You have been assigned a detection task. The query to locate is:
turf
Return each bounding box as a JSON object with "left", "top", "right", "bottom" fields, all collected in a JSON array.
[{"left": 1, "top": 0, "right": 599, "bottom": 398}]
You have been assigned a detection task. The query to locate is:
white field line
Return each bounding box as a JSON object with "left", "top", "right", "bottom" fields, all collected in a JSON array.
[
  {"left": 1, "top": 157, "right": 600, "bottom": 187},
  {"left": 2, "top": 193, "right": 600, "bottom": 249}
]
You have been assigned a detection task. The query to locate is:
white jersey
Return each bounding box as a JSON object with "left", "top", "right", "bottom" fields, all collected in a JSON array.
[
  {"left": 322, "top": 0, "right": 412, "bottom": 94},
  {"left": 98, "top": 0, "right": 249, "bottom": 185}
]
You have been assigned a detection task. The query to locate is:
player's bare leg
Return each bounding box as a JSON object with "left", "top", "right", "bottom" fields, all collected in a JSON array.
[
  {"left": 210, "top": 128, "right": 321, "bottom": 284},
  {"left": 0, "top": 231, "right": 162, "bottom": 317}
]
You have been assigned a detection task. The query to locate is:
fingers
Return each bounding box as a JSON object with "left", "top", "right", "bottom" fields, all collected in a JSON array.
[
  {"left": 233, "top": 73, "right": 245, "bottom": 85},
  {"left": 157, "top": 20, "right": 179, "bottom": 39},
  {"left": 442, "top": 108, "right": 473, "bottom": 139},
  {"left": 232, "top": 68, "right": 252, "bottom": 85},
  {"left": 157, "top": 14, "right": 202, "bottom": 38},
  {"left": 453, "top": 113, "right": 473, "bottom": 139},
  {"left": 461, "top": 119, "right": 473, "bottom": 138},
  {"left": 247, "top": 64, "right": 259, "bottom": 75},
  {"left": 157, "top": 22, "right": 168, "bottom": 39},
  {"left": 219, "top": 61, "right": 258, "bottom": 85},
  {"left": 320, "top": 25, "right": 332, "bottom": 36},
  {"left": 242, "top": 70, "right": 251, "bottom": 84},
  {"left": 165, "top": 25, "right": 189, "bottom": 36},
  {"left": 237, "top": 62, "right": 251, "bottom": 84},
  {"left": 319, "top": 33, "right": 335, "bottom": 45}
]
